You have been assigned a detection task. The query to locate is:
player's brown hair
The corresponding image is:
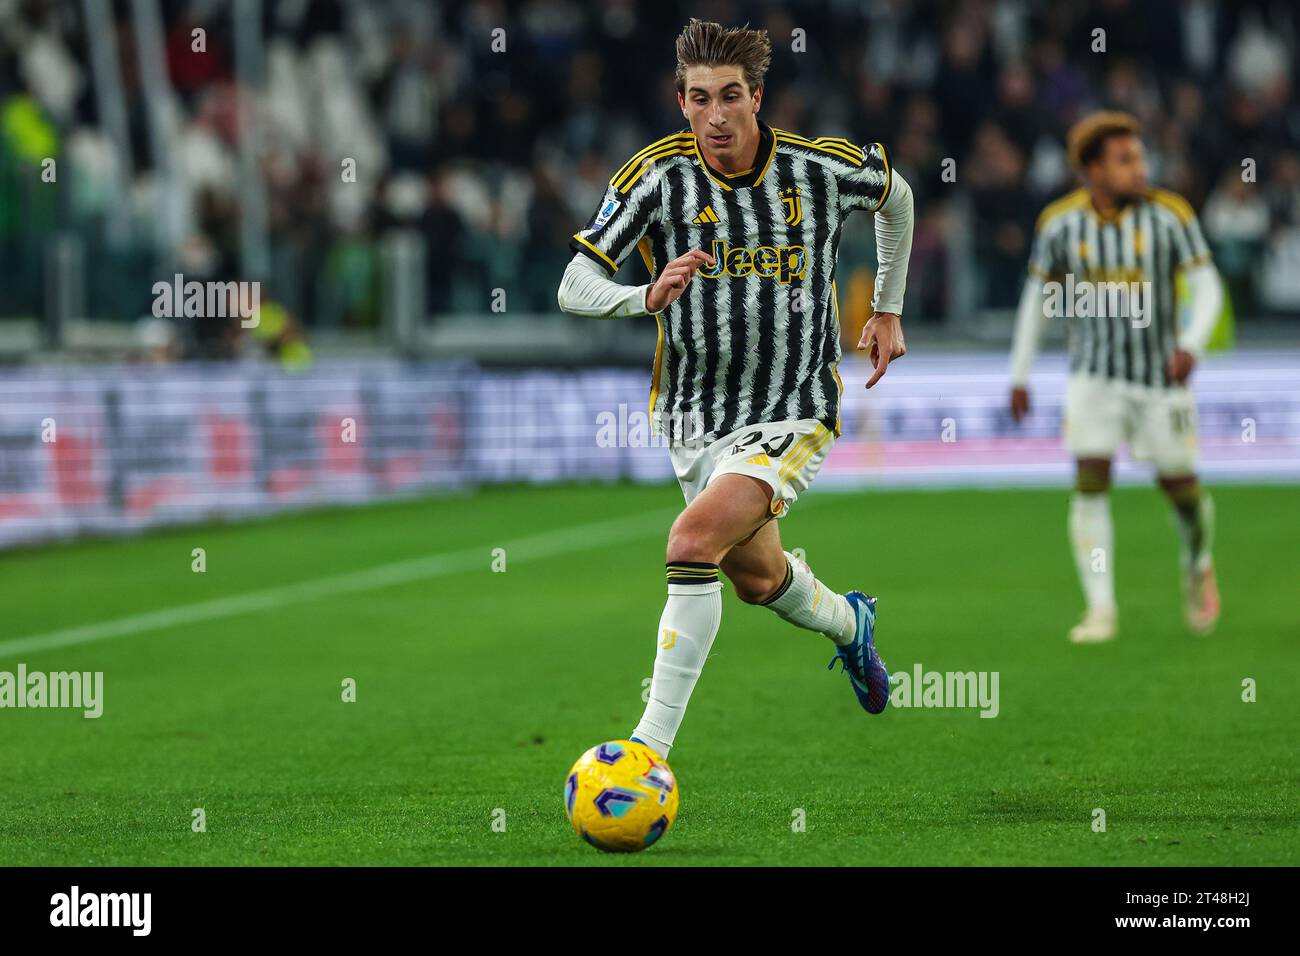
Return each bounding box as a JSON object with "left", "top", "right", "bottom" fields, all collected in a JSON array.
[
  {"left": 1067, "top": 111, "right": 1142, "bottom": 169},
  {"left": 674, "top": 19, "right": 772, "bottom": 96}
]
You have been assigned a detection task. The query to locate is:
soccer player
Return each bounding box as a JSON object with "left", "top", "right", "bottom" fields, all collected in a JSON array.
[
  {"left": 557, "top": 19, "right": 914, "bottom": 758},
  {"left": 1008, "top": 111, "right": 1222, "bottom": 644}
]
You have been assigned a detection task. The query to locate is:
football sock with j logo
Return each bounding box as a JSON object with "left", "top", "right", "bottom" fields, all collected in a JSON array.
[{"left": 632, "top": 562, "right": 723, "bottom": 759}]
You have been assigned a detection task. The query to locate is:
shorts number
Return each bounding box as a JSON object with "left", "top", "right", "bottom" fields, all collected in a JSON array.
[
  {"left": 761, "top": 433, "right": 795, "bottom": 457},
  {"left": 1169, "top": 408, "right": 1193, "bottom": 434},
  {"left": 733, "top": 430, "right": 795, "bottom": 458}
]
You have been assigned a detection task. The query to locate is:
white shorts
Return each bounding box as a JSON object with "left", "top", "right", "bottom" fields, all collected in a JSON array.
[
  {"left": 669, "top": 418, "right": 834, "bottom": 518},
  {"left": 1064, "top": 373, "right": 1199, "bottom": 475}
]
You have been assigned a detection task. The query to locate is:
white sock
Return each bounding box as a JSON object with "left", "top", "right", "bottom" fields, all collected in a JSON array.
[
  {"left": 1069, "top": 493, "right": 1116, "bottom": 612},
  {"left": 632, "top": 563, "right": 724, "bottom": 758},
  {"left": 763, "top": 551, "right": 857, "bottom": 645}
]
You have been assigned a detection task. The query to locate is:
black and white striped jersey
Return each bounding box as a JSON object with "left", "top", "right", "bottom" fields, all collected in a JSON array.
[
  {"left": 1028, "top": 187, "right": 1213, "bottom": 387},
  {"left": 569, "top": 119, "right": 892, "bottom": 445}
]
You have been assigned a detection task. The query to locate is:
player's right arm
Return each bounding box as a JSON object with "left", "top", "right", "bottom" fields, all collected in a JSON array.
[
  {"left": 1009, "top": 208, "right": 1064, "bottom": 422},
  {"left": 558, "top": 249, "right": 715, "bottom": 318},
  {"left": 557, "top": 149, "right": 713, "bottom": 318}
]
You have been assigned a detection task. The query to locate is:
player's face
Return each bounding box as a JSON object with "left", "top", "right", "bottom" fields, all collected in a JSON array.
[
  {"left": 678, "top": 65, "right": 761, "bottom": 169},
  {"left": 1091, "top": 134, "right": 1148, "bottom": 203}
]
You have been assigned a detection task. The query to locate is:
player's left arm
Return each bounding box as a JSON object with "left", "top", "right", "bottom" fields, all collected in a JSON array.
[
  {"left": 839, "top": 142, "right": 914, "bottom": 388},
  {"left": 1166, "top": 198, "right": 1223, "bottom": 384},
  {"left": 861, "top": 170, "right": 914, "bottom": 387}
]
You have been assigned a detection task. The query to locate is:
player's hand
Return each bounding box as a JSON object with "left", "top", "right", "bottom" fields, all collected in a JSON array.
[
  {"left": 1166, "top": 349, "right": 1195, "bottom": 385},
  {"left": 858, "top": 311, "right": 906, "bottom": 388},
  {"left": 645, "top": 249, "right": 715, "bottom": 313},
  {"left": 1010, "top": 386, "right": 1030, "bottom": 423}
]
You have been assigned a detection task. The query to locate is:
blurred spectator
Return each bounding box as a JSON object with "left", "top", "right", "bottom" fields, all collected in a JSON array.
[
  {"left": 1203, "top": 169, "right": 1270, "bottom": 314},
  {"left": 1259, "top": 151, "right": 1300, "bottom": 312},
  {"left": 0, "top": 0, "right": 1297, "bottom": 332},
  {"left": 966, "top": 122, "right": 1035, "bottom": 307}
]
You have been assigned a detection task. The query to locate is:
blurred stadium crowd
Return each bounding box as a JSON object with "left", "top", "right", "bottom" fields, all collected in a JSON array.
[{"left": 1, "top": 0, "right": 1299, "bottom": 354}]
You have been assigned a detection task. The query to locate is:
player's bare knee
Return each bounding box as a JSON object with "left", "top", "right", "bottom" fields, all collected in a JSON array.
[
  {"left": 1075, "top": 459, "right": 1112, "bottom": 494},
  {"left": 1076, "top": 475, "right": 1110, "bottom": 495},
  {"left": 665, "top": 520, "right": 720, "bottom": 565},
  {"left": 1158, "top": 473, "right": 1199, "bottom": 505}
]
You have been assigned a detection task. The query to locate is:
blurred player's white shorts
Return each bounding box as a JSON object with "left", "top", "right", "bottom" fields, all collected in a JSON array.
[
  {"left": 669, "top": 418, "right": 834, "bottom": 518},
  {"left": 1064, "top": 373, "right": 1199, "bottom": 475}
]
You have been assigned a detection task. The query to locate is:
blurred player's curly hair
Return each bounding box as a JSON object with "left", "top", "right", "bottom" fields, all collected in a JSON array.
[
  {"left": 674, "top": 19, "right": 772, "bottom": 95},
  {"left": 1068, "top": 111, "right": 1142, "bottom": 169}
]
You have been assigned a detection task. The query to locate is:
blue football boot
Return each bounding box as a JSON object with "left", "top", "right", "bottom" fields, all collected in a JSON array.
[{"left": 827, "top": 591, "right": 889, "bottom": 714}]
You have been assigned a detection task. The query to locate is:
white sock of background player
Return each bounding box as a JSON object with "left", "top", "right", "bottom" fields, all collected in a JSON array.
[{"left": 1069, "top": 493, "right": 1117, "bottom": 612}]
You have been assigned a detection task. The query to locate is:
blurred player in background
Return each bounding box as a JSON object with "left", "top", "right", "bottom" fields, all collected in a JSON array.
[
  {"left": 1009, "top": 111, "right": 1222, "bottom": 644},
  {"left": 558, "top": 19, "right": 914, "bottom": 756}
]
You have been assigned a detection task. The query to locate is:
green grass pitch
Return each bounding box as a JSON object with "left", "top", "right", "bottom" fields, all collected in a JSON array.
[{"left": 0, "top": 482, "right": 1295, "bottom": 866}]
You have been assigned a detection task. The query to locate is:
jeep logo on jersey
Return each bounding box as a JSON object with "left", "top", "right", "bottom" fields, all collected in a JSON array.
[{"left": 697, "top": 239, "right": 806, "bottom": 285}]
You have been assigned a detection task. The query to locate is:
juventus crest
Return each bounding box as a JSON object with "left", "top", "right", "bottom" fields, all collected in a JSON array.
[{"left": 781, "top": 185, "right": 803, "bottom": 226}]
